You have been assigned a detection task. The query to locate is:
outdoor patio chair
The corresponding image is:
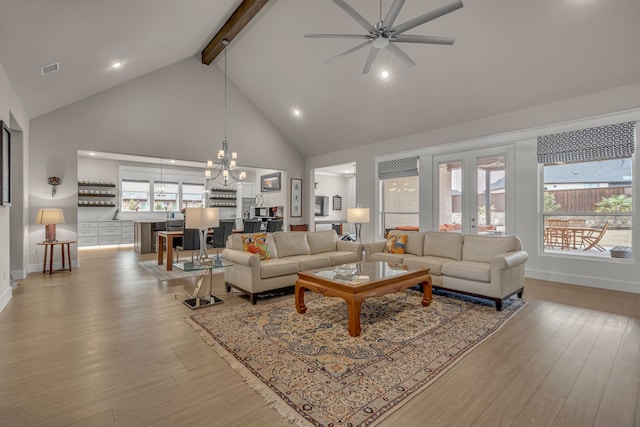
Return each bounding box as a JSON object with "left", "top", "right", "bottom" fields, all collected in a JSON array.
[{"left": 582, "top": 220, "right": 610, "bottom": 252}]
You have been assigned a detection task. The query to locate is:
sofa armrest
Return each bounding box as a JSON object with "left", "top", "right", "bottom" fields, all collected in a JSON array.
[
  {"left": 491, "top": 250, "right": 528, "bottom": 270},
  {"left": 363, "top": 241, "right": 386, "bottom": 260},
  {"left": 221, "top": 248, "right": 261, "bottom": 268},
  {"left": 336, "top": 240, "right": 364, "bottom": 255}
]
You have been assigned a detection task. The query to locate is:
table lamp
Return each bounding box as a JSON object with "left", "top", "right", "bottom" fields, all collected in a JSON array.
[
  {"left": 36, "top": 208, "right": 65, "bottom": 242},
  {"left": 185, "top": 207, "right": 219, "bottom": 263},
  {"left": 347, "top": 207, "right": 369, "bottom": 242}
]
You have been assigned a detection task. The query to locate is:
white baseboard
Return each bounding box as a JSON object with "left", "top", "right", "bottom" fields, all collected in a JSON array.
[
  {"left": 11, "top": 269, "right": 27, "bottom": 280},
  {"left": 526, "top": 268, "right": 639, "bottom": 294},
  {"left": 0, "top": 285, "right": 12, "bottom": 313}
]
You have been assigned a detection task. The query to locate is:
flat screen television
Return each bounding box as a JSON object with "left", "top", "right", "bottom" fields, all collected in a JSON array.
[{"left": 315, "top": 196, "right": 329, "bottom": 216}]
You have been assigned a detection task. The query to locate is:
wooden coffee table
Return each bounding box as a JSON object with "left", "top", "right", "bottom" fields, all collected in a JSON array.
[{"left": 295, "top": 261, "right": 432, "bottom": 337}]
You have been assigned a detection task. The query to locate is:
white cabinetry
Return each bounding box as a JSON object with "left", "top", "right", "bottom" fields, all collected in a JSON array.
[{"left": 78, "top": 221, "right": 134, "bottom": 247}]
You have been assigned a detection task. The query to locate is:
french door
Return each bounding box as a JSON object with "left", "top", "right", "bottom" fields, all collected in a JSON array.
[{"left": 433, "top": 145, "right": 514, "bottom": 235}]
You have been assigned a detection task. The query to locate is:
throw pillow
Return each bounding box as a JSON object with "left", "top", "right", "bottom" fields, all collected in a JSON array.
[
  {"left": 385, "top": 234, "right": 407, "bottom": 254},
  {"left": 241, "top": 233, "right": 271, "bottom": 260}
]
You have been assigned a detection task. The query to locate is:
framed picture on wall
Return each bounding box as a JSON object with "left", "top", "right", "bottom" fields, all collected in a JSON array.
[
  {"left": 290, "top": 178, "right": 302, "bottom": 217},
  {"left": 332, "top": 195, "right": 342, "bottom": 210},
  {"left": 0, "top": 121, "right": 10, "bottom": 207},
  {"left": 261, "top": 172, "right": 281, "bottom": 192}
]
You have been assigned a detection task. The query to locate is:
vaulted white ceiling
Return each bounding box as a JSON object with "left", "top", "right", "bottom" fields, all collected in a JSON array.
[{"left": 1, "top": 0, "right": 639, "bottom": 158}]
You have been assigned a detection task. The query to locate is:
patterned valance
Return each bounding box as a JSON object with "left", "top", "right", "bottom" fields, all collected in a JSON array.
[
  {"left": 537, "top": 121, "right": 636, "bottom": 164},
  {"left": 378, "top": 156, "right": 419, "bottom": 180}
]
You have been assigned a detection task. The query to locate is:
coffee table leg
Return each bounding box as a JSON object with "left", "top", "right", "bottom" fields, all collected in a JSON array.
[
  {"left": 421, "top": 276, "right": 433, "bottom": 307},
  {"left": 347, "top": 298, "right": 363, "bottom": 337},
  {"left": 295, "top": 282, "right": 307, "bottom": 314}
]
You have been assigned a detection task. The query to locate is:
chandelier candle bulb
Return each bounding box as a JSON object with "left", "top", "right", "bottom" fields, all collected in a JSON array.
[
  {"left": 232, "top": 152, "right": 237, "bottom": 160},
  {"left": 207, "top": 160, "right": 213, "bottom": 168},
  {"left": 218, "top": 150, "right": 224, "bottom": 159},
  {"left": 230, "top": 160, "right": 236, "bottom": 169},
  {"left": 205, "top": 170, "right": 211, "bottom": 178}
]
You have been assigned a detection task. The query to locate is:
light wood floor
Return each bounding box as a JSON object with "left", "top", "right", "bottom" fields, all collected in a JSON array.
[{"left": 1, "top": 247, "right": 639, "bottom": 426}]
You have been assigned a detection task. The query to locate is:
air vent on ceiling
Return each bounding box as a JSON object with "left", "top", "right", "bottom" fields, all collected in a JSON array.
[{"left": 41, "top": 62, "right": 59, "bottom": 75}]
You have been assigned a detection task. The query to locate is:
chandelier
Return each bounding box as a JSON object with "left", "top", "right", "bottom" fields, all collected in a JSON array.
[{"left": 205, "top": 39, "right": 246, "bottom": 186}]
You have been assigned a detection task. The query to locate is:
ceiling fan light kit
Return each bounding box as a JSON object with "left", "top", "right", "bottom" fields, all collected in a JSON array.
[{"left": 305, "top": 0, "right": 463, "bottom": 74}]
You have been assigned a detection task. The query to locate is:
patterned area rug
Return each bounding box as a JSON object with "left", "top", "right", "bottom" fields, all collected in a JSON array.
[{"left": 188, "top": 291, "right": 525, "bottom": 426}]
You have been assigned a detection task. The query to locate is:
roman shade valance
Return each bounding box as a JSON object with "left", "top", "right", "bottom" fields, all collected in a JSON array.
[
  {"left": 537, "top": 121, "right": 636, "bottom": 164},
  {"left": 378, "top": 156, "right": 419, "bottom": 180}
]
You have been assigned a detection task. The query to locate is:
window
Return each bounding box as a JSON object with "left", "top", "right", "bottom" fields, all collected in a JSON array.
[
  {"left": 382, "top": 176, "right": 419, "bottom": 230},
  {"left": 182, "top": 182, "right": 205, "bottom": 209},
  {"left": 539, "top": 122, "right": 635, "bottom": 258},
  {"left": 121, "top": 179, "right": 150, "bottom": 212},
  {"left": 379, "top": 157, "right": 419, "bottom": 233},
  {"left": 154, "top": 181, "right": 179, "bottom": 212}
]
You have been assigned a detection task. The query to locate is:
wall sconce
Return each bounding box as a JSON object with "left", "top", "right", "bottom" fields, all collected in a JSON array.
[{"left": 48, "top": 176, "right": 62, "bottom": 197}]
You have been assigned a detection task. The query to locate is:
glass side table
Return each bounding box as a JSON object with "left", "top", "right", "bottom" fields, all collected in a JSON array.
[{"left": 174, "top": 258, "right": 233, "bottom": 309}]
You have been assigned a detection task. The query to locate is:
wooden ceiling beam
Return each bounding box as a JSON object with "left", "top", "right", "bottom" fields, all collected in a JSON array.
[{"left": 201, "top": 0, "right": 269, "bottom": 65}]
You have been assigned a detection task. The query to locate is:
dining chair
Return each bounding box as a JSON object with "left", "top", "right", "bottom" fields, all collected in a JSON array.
[
  {"left": 175, "top": 228, "right": 200, "bottom": 263},
  {"left": 243, "top": 219, "right": 262, "bottom": 233},
  {"left": 567, "top": 218, "right": 587, "bottom": 248},
  {"left": 582, "top": 220, "right": 610, "bottom": 252},
  {"left": 266, "top": 219, "right": 283, "bottom": 232},
  {"left": 547, "top": 219, "right": 569, "bottom": 249}
]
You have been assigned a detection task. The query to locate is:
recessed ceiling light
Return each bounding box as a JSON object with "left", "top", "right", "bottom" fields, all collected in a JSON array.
[
  {"left": 111, "top": 62, "right": 122, "bottom": 69},
  {"left": 89, "top": 152, "right": 96, "bottom": 156},
  {"left": 380, "top": 70, "right": 390, "bottom": 79},
  {"left": 169, "top": 160, "right": 176, "bottom": 163},
  {"left": 292, "top": 109, "right": 302, "bottom": 117}
]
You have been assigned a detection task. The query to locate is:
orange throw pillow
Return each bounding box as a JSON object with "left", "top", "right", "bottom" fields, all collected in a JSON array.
[
  {"left": 241, "top": 233, "right": 271, "bottom": 260},
  {"left": 385, "top": 234, "right": 407, "bottom": 254}
]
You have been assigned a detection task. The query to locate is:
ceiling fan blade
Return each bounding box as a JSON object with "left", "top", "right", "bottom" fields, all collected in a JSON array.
[
  {"left": 387, "top": 43, "right": 416, "bottom": 67},
  {"left": 322, "top": 41, "right": 371, "bottom": 65},
  {"left": 392, "top": 35, "right": 455, "bottom": 45},
  {"left": 362, "top": 47, "right": 380, "bottom": 74},
  {"left": 391, "top": 0, "right": 463, "bottom": 35},
  {"left": 332, "top": 0, "right": 375, "bottom": 32},
  {"left": 305, "top": 34, "right": 371, "bottom": 39},
  {"left": 384, "top": 0, "right": 406, "bottom": 28}
]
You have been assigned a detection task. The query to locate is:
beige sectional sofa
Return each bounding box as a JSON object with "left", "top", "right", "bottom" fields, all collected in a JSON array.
[
  {"left": 221, "top": 230, "right": 363, "bottom": 304},
  {"left": 364, "top": 230, "right": 528, "bottom": 310}
]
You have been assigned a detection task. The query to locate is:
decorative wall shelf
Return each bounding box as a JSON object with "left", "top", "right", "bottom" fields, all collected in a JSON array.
[{"left": 78, "top": 181, "right": 117, "bottom": 207}]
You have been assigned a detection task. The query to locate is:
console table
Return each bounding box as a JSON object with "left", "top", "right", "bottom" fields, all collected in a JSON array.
[{"left": 37, "top": 240, "right": 75, "bottom": 274}]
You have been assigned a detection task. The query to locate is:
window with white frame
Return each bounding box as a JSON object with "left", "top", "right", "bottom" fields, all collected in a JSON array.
[
  {"left": 154, "top": 181, "right": 179, "bottom": 212},
  {"left": 379, "top": 157, "right": 419, "bottom": 233},
  {"left": 539, "top": 121, "right": 635, "bottom": 258},
  {"left": 121, "top": 179, "right": 150, "bottom": 212},
  {"left": 182, "top": 182, "right": 205, "bottom": 209}
]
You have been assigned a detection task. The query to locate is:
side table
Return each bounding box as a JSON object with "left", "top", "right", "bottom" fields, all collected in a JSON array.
[{"left": 37, "top": 240, "right": 76, "bottom": 274}]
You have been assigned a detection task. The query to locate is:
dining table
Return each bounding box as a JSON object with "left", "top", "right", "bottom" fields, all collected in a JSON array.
[{"left": 157, "top": 230, "right": 213, "bottom": 271}]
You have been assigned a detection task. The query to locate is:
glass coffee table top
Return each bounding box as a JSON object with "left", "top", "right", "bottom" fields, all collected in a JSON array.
[
  {"left": 173, "top": 258, "right": 232, "bottom": 271},
  {"left": 311, "top": 262, "right": 413, "bottom": 286}
]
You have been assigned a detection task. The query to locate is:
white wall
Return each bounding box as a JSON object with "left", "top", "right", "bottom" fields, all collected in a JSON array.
[
  {"left": 28, "top": 56, "right": 304, "bottom": 272},
  {"left": 0, "top": 61, "right": 29, "bottom": 311},
  {"left": 306, "top": 82, "right": 640, "bottom": 294}
]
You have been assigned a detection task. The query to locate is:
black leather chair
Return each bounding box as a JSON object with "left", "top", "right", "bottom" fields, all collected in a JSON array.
[
  {"left": 210, "top": 219, "right": 235, "bottom": 249},
  {"left": 243, "top": 219, "right": 262, "bottom": 233},
  {"left": 165, "top": 219, "right": 185, "bottom": 248},
  {"left": 175, "top": 228, "right": 200, "bottom": 262},
  {"left": 266, "top": 219, "right": 283, "bottom": 232}
]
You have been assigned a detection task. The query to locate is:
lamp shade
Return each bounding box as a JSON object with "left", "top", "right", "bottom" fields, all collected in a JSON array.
[
  {"left": 36, "top": 208, "right": 65, "bottom": 225},
  {"left": 185, "top": 207, "right": 219, "bottom": 229},
  {"left": 347, "top": 208, "right": 369, "bottom": 223}
]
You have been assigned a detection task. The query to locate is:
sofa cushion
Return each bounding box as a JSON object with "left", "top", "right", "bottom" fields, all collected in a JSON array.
[
  {"left": 441, "top": 260, "right": 491, "bottom": 283},
  {"left": 274, "top": 231, "right": 311, "bottom": 258},
  {"left": 260, "top": 258, "right": 300, "bottom": 279},
  {"left": 307, "top": 230, "right": 338, "bottom": 254},
  {"left": 389, "top": 230, "right": 424, "bottom": 256},
  {"left": 331, "top": 251, "right": 361, "bottom": 265},
  {"left": 403, "top": 255, "right": 452, "bottom": 276},
  {"left": 287, "top": 254, "right": 333, "bottom": 271},
  {"left": 241, "top": 233, "right": 271, "bottom": 260},
  {"left": 385, "top": 234, "right": 407, "bottom": 254},
  {"left": 462, "top": 235, "right": 519, "bottom": 263},
  {"left": 423, "top": 232, "right": 463, "bottom": 260}
]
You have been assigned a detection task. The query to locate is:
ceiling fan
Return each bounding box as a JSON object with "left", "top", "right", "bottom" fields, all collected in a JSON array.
[{"left": 305, "top": 0, "right": 463, "bottom": 74}]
